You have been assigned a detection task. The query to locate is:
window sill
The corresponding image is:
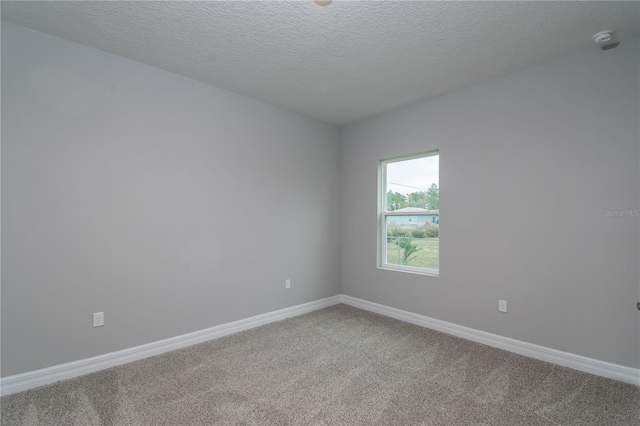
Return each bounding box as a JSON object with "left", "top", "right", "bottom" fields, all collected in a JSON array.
[{"left": 378, "top": 264, "right": 439, "bottom": 277}]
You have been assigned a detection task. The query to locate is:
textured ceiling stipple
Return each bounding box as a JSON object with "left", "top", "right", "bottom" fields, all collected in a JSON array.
[{"left": 2, "top": 1, "right": 639, "bottom": 125}]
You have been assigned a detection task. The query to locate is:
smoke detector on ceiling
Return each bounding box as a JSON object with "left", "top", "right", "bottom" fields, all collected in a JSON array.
[{"left": 592, "top": 31, "right": 619, "bottom": 50}]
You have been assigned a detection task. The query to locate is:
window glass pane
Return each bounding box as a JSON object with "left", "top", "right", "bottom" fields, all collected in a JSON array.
[
  {"left": 386, "top": 155, "right": 439, "bottom": 211},
  {"left": 385, "top": 216, "right": 439, "bottom": 270},
  {"left": 381, "top": 152, "right": 439, "bottom": 274}
]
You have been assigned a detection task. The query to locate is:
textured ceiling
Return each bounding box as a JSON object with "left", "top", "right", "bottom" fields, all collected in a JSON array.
[{"left": 2, "top": 1, "right": 639, "bottom": 126}]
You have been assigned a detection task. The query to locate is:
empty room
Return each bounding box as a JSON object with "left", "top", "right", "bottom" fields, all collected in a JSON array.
[{"left": 1, "top": 1, "right": 639, "bottom": 425}]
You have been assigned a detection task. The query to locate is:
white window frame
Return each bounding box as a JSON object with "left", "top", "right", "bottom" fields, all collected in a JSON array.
[{"left": 378, "top": 150, "right": 439, "bottom": 277}]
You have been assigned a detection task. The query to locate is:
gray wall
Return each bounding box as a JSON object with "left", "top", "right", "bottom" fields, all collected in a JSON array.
[
  {"left": 2, "top": 20, "right": 639, "bottom": 378},
  {"left": 341, "top": 38, "right": 640, "bottom": 368},
  {"left": 1, "top": 23, "right": 341, "bottom": 377}
]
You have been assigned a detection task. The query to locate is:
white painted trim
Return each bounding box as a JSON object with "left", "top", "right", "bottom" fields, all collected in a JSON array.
[
  {"left": 0, "top": 295, "right": 342, "bottom": 396},
  {"left": 339, "top": 295, "right": 640, "bottom": 386},
  {"left": 3, "top": 294, "right": 637, "bottom": 396}
]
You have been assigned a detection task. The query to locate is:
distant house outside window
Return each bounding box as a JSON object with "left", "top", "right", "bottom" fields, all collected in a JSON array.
[{"left": 379, "top": 151, "right": 439, "bottom": 276}]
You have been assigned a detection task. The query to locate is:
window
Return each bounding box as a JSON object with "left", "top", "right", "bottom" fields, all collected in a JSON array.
[{"left": 379, "top": 151, "right": 439, "bottom": 276}]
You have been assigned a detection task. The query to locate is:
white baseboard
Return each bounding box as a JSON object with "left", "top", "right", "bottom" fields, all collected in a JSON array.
[
  {"left": 3, "top": 294, "right": 637, "bottom": 396},
  {"left": 0, "top": 295, "right": 342, "bottom": 396},
  {"left": 339, "top": 295, "right": 640, "bottom": 386}
]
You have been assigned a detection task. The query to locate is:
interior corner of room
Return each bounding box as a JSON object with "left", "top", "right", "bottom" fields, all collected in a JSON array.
[{"left": 0, "top": 0, "right": 638, "bottom": 404}]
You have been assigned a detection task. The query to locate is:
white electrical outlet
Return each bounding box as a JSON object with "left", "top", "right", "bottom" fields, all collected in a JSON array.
[
  {"left": 93, "top": 312, "right": 104, "bottom": 327},
  {"left": 498, "top": 300, "right": 507, "bottom": 313},
  {"left": 285, "top": 279, "right": 291, "bottom": 289}
]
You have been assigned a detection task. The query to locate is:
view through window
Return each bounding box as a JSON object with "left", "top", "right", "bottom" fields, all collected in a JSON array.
[{"left": 380, "top": 152, "right": 439, "bottom": 275}]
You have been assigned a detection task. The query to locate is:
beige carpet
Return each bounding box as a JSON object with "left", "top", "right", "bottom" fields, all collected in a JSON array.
[{"left": 1, "top": 304, "right": 638, "bottom": 425}]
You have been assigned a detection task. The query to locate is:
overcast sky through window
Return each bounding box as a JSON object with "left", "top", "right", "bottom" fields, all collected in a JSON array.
[{"left": 386, "top": 155, "right": 439, "bottom": 195}]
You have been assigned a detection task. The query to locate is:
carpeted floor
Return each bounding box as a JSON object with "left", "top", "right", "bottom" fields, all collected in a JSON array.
[{"left": 1, "top": 304, "right": 639, "bottom": 425}]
